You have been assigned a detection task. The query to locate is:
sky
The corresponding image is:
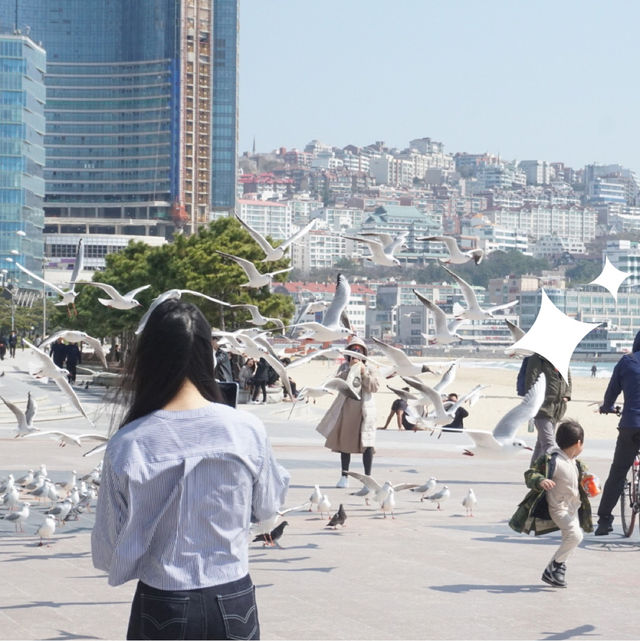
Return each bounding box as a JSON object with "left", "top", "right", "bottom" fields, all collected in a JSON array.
[{"left": 239, "top": 0, "right": 640, "bottom": 173}]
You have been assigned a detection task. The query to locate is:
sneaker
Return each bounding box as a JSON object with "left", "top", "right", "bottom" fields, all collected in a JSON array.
[
  {"left": 594, "top": 522, "right": 613, "bottom": 536},
  {"left": 541, "top": 561, "right": 567, "bottom": 588},
  {"left": 336, "top": 476, "right": 349, "bottom": 489}
]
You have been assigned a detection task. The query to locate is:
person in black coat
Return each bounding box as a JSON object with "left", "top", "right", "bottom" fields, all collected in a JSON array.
[
  {"left": 65, "top": 343, "right": 82, "bottom": 383},
  {"left": 211, "top": 333, "right": 234, "bottom": 382},
  {"left": 251, "top": 357, "right": 270, "bottom": 403},
  {"left": 50, "top": 337, "right": 67, "bottom": 368}
]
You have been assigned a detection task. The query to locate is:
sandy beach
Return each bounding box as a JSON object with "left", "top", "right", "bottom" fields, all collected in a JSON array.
[{"left": 285, "top": 355, "right": 618, "bottom": 441}]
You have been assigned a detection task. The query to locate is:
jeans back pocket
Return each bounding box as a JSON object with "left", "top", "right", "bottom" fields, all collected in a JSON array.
[
  {"left": 216, "top": 584, "right": 259, "bottom": 640},
  {"left": 140, "top": 593, "right": 189, "bottom": 640}
]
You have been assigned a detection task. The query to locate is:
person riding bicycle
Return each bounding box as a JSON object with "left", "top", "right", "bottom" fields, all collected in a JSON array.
[{"left": 596, "top": 330, "right": 640, "bottom": 536}]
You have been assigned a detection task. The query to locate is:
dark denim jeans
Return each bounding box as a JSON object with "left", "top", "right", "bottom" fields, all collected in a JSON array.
[{"left": 126, "top": 574, "right": 259, "bottom": 640}]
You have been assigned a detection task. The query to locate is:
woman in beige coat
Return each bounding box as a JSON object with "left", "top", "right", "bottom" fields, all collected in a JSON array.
[{"left": 316, "top": 337, "right": 380, "bottom": 488}]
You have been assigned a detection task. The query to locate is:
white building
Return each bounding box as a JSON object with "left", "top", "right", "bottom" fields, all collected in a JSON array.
[
  {"left": 291, "top": 229, "right": 348, "bottom": 272},
  {"left": 236, "top": 199, "right": 292, "bottom": 241},
  {"left": 606, "top": 239, "right": 640, "bottom": 287},
  {"left": 483, "top": 205, "right": 596, "bottom": 243},
  {"left": 532, "top": 235, "right": 586, "bottom": 260},
  {"left": 518, "top": 160, "right": 552, "bottom": 185},
  {"left": 461, "top": 216, "right": 529, "bottom": 254}
]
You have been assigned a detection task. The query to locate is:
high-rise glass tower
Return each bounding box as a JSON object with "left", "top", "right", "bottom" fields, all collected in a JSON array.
[
  {"left": 0, "top": 0, "right": 238, "bottom": 243},
  {"left": 211, "top": 0, "right": 238, "bottom": 212},
  {"left": 0, "top": 33, "right": 45, "bottom": 281}
]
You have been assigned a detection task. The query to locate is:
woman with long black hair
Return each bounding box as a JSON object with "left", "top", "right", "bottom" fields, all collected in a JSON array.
[{"left": 92, "top": 299, "right": 289, "bottom": 640}]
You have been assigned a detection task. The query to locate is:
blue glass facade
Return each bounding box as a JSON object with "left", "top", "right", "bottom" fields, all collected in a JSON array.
[
  {"left": 1, "top": 0, "right": 238, "bottom": 235},
  {"left": 212, "top": 0, "right": 238, "bottom": 211},
  {"left": 0, "top": 35, "right": 45, "bottom": 279}
]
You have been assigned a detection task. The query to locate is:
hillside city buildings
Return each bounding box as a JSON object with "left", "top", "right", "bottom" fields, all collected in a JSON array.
[{"left": 2, "top": 5, "right": 640, "bottom": 350}]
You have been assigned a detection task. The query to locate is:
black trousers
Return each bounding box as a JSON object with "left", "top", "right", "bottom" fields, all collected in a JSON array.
[
  {"left": 127, "top": 574, "right": 259, "bottom": 640},
  {"left": 597, "top": 428, "right": 640, "bottom": 524},
  {"left": 252, "top": 382, "right": 267, "bottom": 402}
]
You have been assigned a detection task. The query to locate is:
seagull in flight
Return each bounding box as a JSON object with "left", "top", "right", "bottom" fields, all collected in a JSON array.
[
  {"left": 440, "top": 373, "right": 546, "bottom": 456},
  {"left": 216, "top": 251, "right": 293, "bottom": 288},
  {"left": 76, "top": 281, "right": 151, "bottom": 310},
  {"left": 231, "top": 304, "right": 284, "bottom": 331},
  {"left": 400, "top": 377, "right": 456, "bottom": 427},
  {"left": 413, "top": 290, "right": 467, "bottom": 345},
  {"left": 292, "top": 273, "right": 354, "bottom": 342},
  {"left": 370, "top": 336, "right": 439, "bottom": 378},
  {"left": 0, "top": 392, "right": 38, "bottom": 437},
  {"left": 237, "top": 216, "right": 316, "bottom": 262},
  {"left": 15, "top": 239, "right": 85, "bottom": 312},
  {"left": 418, "top": 235, "right": 484, "bottom": 265},
  {"left": 443, "top": 266, "right": 518, "bottom": 321},
  {"left": 235, "top": 216, "right": 317, "bottom": 262},
  {"left": 135, "top": 288, "right": 231, "bottom": 334},
  {"left": 23, "top": 339, "right": 94, "bottom": 425},
  {"left": 344, "top": 232, "right": 407, "bottom": 267},
  {"left": 23, "top": 430, "right": 109, "bottom": 448},
  {"left": 39, "top": 330, "right": 108, "bottom": 369}
]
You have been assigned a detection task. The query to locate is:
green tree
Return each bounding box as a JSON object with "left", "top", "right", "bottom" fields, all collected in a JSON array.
[{"left": 48, "top": 218, "right": 294, "bottom": 351}]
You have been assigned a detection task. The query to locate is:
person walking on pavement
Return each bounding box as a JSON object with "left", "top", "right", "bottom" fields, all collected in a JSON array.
[
  {"left": 8, "top": 331, "right": 17, "bottom": 358},
  {"left": 316, "top": 336, "right": 380, "bottom": 487},
  {"left": 595, "top": 330, "right": 640, "bottom": 536},
  {"left": 525, "top": 353, "right": 571, "bottom": 466}
]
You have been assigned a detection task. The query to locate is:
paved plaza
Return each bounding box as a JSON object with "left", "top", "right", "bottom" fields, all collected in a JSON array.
[{"left": 0, "top": 350, "right": 638, "bottom": 640}]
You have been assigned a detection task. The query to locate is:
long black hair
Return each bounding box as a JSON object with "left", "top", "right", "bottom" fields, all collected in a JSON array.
[{"left": 116, "top": 299, "right": 224, "bottom": 429}]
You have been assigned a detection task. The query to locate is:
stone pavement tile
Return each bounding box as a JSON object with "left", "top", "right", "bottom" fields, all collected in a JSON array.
[{"left": 1, "top": 405, "right": 639, "bottom": 639}]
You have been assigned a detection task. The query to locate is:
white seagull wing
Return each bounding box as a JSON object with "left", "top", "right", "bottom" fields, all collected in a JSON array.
[
  {"left": 345, "top": 471, "right": 382, "bottom": 492},
  {"left": 322, "top": 273, "right": 351, "bottom": 328},
  {"left": 235, "top": 215, "right": 275, "bottom": 255},
  {"left": 492, "top": 373, "right": 546, "bottom": 441},
  {"left": 15, "top": 263, "right": 65, "bottom": 296}
]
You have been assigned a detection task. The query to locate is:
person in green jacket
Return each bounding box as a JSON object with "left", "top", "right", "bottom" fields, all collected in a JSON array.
[
  {"left": 525, "top": 353, "right": 571, "bottom": 465},
  {"left": 509, "top": 420, "right": 593, "bottom": 588}
]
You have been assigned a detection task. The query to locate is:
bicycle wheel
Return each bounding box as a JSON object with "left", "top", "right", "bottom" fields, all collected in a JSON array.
[{"left": 620, "top": 462, "right": 638, "bottom": 537}]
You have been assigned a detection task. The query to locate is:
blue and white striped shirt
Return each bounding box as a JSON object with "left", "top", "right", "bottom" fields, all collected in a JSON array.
[{"left": 91, "top": 403, "right": 289, "bottom": 589}]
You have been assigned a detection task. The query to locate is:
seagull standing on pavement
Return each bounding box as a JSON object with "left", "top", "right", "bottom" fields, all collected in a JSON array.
[
  {"left": 418, "top": 235, "right": 484, "bottom": 265},
  {"left": 36, "top": 514, "right": 56, "bottom": 545},
  {"left": 317, "top": 494, "right": 332, "bottom": 519},
  {"left": 235, "top": 216, "right": 317, "bottom": 262},
  {"left": 462, "top": 488, "right": 478, "bottom": 516},
  {"left": 0, "top": 502, "right": 30, "bottom": 532},
  {"left": 426, "top": 485, "right": 450, "bottom": 510},
  {"left": 411, "top": 477, "right": 438, "bottom": 501}
]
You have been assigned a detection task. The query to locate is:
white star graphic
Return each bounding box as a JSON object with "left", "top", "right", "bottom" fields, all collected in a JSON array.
[
  {"left": 505, "top": 289, "right": 602, "bottom": 382},
  {"left": 589, "top": 257, "right": 630, "bottom": 303}
]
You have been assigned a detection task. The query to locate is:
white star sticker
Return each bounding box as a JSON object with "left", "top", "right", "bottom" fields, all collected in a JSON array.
[
  {"left": 505, "top": 289, "right": 602, "bottom": 382},
  {"left": 589, "top": 257, "right": 630, "bottom": 303}
]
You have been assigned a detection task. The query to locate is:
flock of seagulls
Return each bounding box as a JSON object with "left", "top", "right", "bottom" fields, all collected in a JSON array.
[{"left": 0, "top": 462, "right": 102, "bottom": 544}]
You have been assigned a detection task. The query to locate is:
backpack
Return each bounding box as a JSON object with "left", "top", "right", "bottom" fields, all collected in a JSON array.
[{"left": 516, "top": 356, "right": 530, "bottom": 397}]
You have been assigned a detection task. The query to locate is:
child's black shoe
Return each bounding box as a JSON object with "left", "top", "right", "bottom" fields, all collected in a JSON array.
[{"left": 541, "top": 561, "right": 567, "bottom": 588}]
